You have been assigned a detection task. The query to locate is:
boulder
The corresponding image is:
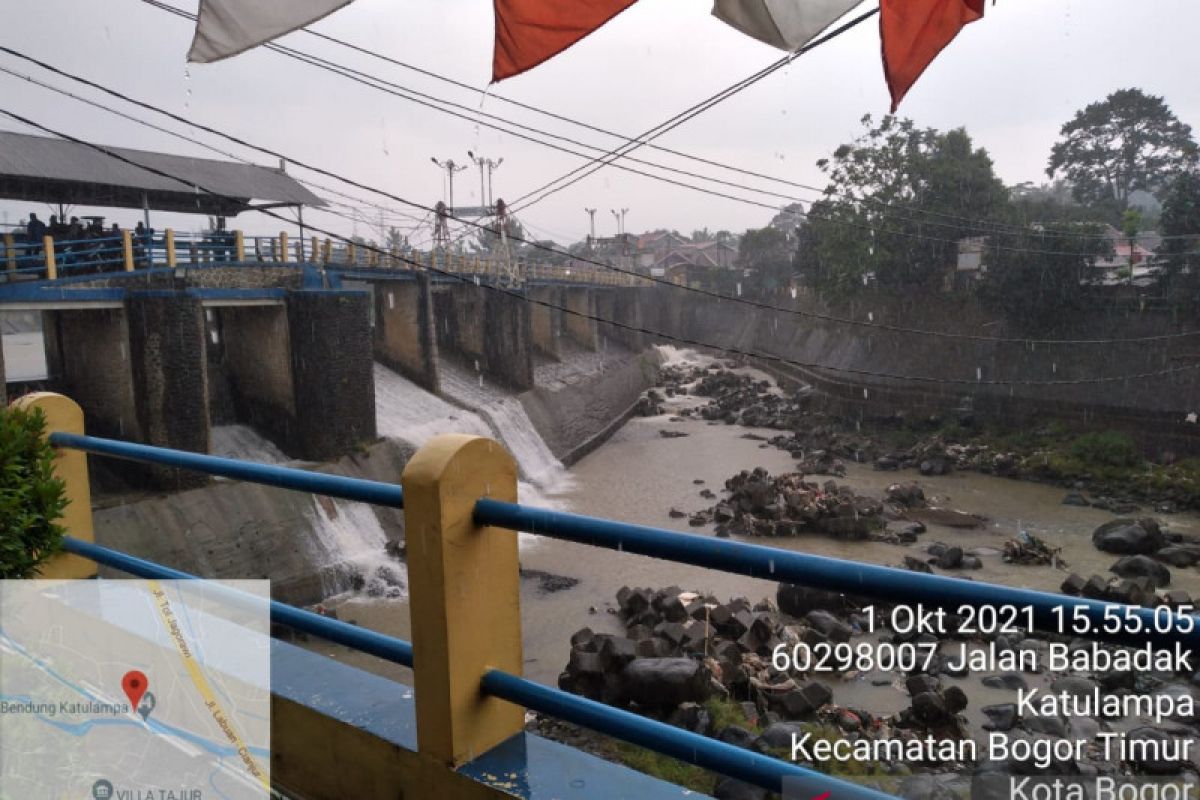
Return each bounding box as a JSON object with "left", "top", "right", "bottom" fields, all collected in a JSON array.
[
  {"left": 619, "top": 658, "right": 712, "bottom": 709},
  {"left": 1091, "top": 518, "right": 1165, "bottom": 555},
  {"left": 1155, "top": 545, "right": 1200, "bottom": 568},
  {"left": 982, "top": 703, "right": 1018, "bottom": 731},
  {"left": 1109, "top": 555, "right": 1171, "bottom": 588}
]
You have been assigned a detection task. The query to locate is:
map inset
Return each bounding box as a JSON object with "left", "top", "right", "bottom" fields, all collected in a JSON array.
[{"left": 0, "top": 579, "right": 271, "bottom": 799}]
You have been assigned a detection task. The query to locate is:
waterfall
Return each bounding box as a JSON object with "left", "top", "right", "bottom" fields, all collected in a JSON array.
[
  {"left": 375, "top": 362, "right": 573, "bottom": 499},
  {"left": 210, "top": 425, "right": 289, "bottom": 464},
  {"left": 436, "top": 361, "right": 573, "bottom": 496},
  {"left": 304, "top": 495, "right": 406, "bottom": 600}
]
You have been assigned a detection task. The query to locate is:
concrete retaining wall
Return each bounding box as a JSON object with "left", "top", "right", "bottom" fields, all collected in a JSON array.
[{"left": 520, "top": 349, "right": 661, "bottom": 464}]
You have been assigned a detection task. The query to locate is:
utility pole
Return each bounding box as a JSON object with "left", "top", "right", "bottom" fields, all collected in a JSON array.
[
  {"left": 431, "top": 157, "right": 468, "bottom": 211},
  {"left": 610, "top": 207, "right": 628, "bottom": 235},
  {"left": 468, "top": 151, "right": 504, "bottom": 208},
  {"left": 584, "top": 208, "right": 596, "bottom": 241}
]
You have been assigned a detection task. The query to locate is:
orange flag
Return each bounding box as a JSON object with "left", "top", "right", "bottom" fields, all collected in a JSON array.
[
  {"left": 881, "top": 0, "right": 985, "bottom": 111},
  {"left": 493, "top": 0, "right": 639, "bottom": 82}
]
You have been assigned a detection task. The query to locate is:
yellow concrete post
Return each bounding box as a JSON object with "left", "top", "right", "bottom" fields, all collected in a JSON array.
[
  {"left": 279, "top": 232, "right": 289, "bottom": 263},
  {"left": 346, "top": 243, "right": 356, "bottom": 266},
  {"left": 161, "top": 229, "right": 175, "bottom": 270},
  {"left": 311, "top": 237, "right": 319, "bottom": 264},
  {"left": 10, "top": 393, "right": 97, "bottom": 579},
  {"left": 234, "top": 230, "right": 246, "bottom": 262},
  {"left": 368, "top": 247, "right": 379, "bottom": 268},
  {"left": 322, "top": 238, "right": 332, "bottom": 265},
  {"left": 4, "top": 233, "right": 14, "bottom": 274},
  {"left": 401, "top": 435, "right": 524, "bottom": 767},
  {"left": 43, "top": 235, "right": 56, "bottom": 280}
]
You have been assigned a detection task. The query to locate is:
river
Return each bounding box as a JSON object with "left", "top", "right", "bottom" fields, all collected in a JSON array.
[{"left": 308, "top": 350, "right": 1200, "bottom": 739}]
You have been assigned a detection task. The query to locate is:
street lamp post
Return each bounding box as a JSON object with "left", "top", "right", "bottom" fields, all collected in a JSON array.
[{"left": 431, "top": 157, "right": 468, "bottom": 211}]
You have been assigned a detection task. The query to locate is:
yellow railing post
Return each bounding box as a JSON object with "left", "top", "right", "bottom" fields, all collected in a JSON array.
[
  {"left": 234, "top": 230, "right": 245, "bottom": 262},
  {"left": 322, "top": 238, "right": 332, "bottom": 265},
  {"left": 279, "top": 231, "right": 289, "bottom": 263},
  {"left": 400, "top": 434, "right": 524, "bottom": 767},
  {"left": 4, "top": 233, "right": 14, "bottom": 274},
  {"left": 346, "top": 242, "right": 356, "bottom": 266},
  {"left": 162, "top": 229, "right": 175, "bottom": 270},
  {"left": 10, "top": 393, "right": 97, "bottom": 579},
  {"left": 43, "top": 235, "right": 56, "bottom": 280}
]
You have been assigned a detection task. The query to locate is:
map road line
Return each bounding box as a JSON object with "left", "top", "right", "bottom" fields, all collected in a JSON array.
[{"left": 145, "top": 580, "right": 270, "bottom": 791}]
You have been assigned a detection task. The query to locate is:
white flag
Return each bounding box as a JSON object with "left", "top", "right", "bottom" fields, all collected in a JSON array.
[
  {"left": 188, "top": 0, "right": 355, "bottom": 63},
  {"left": 712, "top": 0, "right": 861, "bottom": 51}
]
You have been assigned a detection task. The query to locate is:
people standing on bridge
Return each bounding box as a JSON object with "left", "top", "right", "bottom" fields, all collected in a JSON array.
[
  {"left": 26, "top": 212, "right": 46, "bottom": 242},
  {"left": 134, "top": 221, "right": 155, "bottom": 268},
  {"left": 25, "top": 213, "right": 46, "bottom": 267}
]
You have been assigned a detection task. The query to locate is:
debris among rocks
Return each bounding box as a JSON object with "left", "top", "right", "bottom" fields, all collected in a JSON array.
[
  {"left": 659, "top": 429, "right": 690, "bottom": 439},
  {"left": 519, "top": 568, "right": 581, "bottom": 594},
  {"left": 1002, "top": 530, "right": 1065, "bottom": 567}
]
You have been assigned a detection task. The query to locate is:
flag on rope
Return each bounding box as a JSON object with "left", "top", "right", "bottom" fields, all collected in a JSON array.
[
  {"left": 711, "top": 0, "right": 861, "bottom": 52},
  {"left": 187, "top": 0, "right": 354, "bottom": 63},
  {"left": 492, "top": 0, "right": 640, "bottom": 82},
  {"left": 880, "top": 0, "right": 985, "bottom": 111}
]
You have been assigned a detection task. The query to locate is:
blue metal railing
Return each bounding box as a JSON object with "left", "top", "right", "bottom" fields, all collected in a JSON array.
[
  {"left": 475, "top": 499, "right": 1200, "bottom": 651},
  {"left": 50, "top": 432, "right": 404, "bottom": 507},
  {"left": 47, "top": 431, "right": 1197, "bottom": 798},
  {"left": 62, "top": 536, "right": 413, "bottom": 667}
]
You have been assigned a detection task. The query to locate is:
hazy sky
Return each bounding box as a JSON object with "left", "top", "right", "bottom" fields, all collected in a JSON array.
[{"left": 1, "top": 0, "right": 1197, "bottom": 247}]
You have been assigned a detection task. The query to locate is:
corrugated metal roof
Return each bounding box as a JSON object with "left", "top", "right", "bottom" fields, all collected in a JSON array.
[{"left": 0, "top": 130, "right": 322, "bottom": 211}]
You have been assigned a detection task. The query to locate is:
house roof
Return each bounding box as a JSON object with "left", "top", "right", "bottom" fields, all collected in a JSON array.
[{"left": 0, "top": 130, "right": 323, "bottom": 216}]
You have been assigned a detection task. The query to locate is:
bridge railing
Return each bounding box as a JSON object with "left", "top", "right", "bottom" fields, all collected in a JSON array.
[
  {"left": 2, "top": 229, "right": 652, "bottom": 287},
  {"left": 19, "top": 392, "right": 1200, "bottom": 797}
]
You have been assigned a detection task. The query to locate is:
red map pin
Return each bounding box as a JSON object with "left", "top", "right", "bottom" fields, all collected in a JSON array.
[{"left": 122, "top": 670, "right": 149, "bottom": 711}]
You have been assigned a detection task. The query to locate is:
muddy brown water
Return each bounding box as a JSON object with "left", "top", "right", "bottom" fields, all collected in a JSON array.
[{"left": 307, "top": 386, "right": 1200, "bottom": 741}]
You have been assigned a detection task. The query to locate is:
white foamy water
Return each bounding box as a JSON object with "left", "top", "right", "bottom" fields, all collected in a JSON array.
[
  {"left": 374, "top": 362, "right": 573, "bottom": 502},
  {"left": 305, "top": 495, "right": 406, "bottom": 599},
  {"left": 437, "top": 361, "right": 574, "bottom": 496},
  {"left": 210, "top": 424, "right": 289, "bottom": 464},
  {"left": 374, "top": 362, "right": 493, "bottom": 444}
]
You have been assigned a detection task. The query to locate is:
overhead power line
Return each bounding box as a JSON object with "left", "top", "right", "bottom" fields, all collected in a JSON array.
[
  {"left": 136, "top": 0, "right": 1130, "bottom": 244},
  {"left": 6, "top": 105, "right": 1199, "bottom": 389},
  {"left": 6, "top": 50, "right": 1200, "bottom": 346},
  {"left": 137, "top": 0, "right": 1197, "bottom": 245}
]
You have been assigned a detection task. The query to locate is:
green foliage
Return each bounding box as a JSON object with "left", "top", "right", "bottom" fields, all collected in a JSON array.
[
  {"left": 0, "top": 405, "right": 68, "bottom": 577},
  {"left": 1069, "top": 431, "right": 1140, "bottom": 469},
  {"left": 1157, "top": 170, "right": 1200, "bottom": 290},
  {"left": 977, "top": 222, "right": 1111, "bottom": 329},
  {"left": 1047, "top": 88, "right": 1198, "bottom": 211},
  {"left": 797, "top": 115, "right": 1010, "bottom": 296},
  {"left": 737, "top": 225, "right": 794, "bottom": 297}
]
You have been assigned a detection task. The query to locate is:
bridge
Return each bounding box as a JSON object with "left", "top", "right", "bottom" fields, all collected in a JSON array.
[
  {"left": 13, "top": 390, "right": 1199, "bottom": 799},
  {"left": 0, "top": 229, "right": 657, "bottom": 486}
]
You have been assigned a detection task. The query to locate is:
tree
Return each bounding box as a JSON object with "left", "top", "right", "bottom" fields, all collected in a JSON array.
[
  {"left": 1047, "top": 88, "right": 1198, "bottom": 214},
  {"left": 736, "top": 226, "right": 793, "bottom": 296},
  {"left": 978, "top": 223, "right": 1112, "bottom": 329},
  {"left": 1157, "top": 170, "right": 1200, "bottom": 291},
  {"left": 797, "top": 115, "right": 1010, "bottom": 294},
  {"left": 0, "top": 405, "right": 67, "bottom": 578}
]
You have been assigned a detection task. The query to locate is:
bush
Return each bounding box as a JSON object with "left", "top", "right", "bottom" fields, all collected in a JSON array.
[
  {"left": 0, "top": 405, "right": 68, "bottom": 577},
  {"left": 1069, "top": 431, "right": 1140, "bottom": 469}
]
